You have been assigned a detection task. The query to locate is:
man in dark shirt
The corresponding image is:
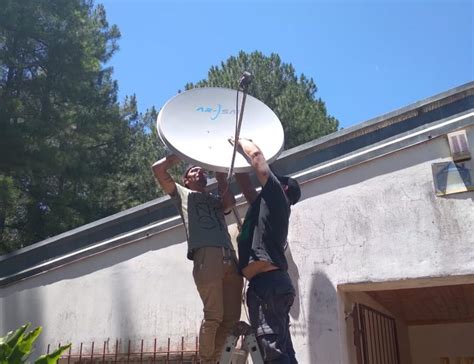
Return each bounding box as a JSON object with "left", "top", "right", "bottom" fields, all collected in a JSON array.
[{"left": 233, "top": 138, "right": 301, "bottom": 364}]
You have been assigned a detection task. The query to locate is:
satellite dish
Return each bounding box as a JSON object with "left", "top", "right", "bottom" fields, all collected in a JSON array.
[{"left": 157, "top": 87, "right": 284, "bottom": 173}]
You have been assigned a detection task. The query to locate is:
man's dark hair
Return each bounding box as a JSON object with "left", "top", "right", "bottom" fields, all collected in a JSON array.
[
  {"left": 182, "top": 165, "right": 197, "bottom": 186},
  {"left": 276, "top": 175, "right": 301, "bottom": 205}
]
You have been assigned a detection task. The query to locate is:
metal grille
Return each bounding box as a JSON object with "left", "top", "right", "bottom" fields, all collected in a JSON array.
[
  {"left": 353, "top": 303, "right": 400, "bottom": 364},
  {"left": 51, "top": 337, "right": 202, "bottom": 364}
]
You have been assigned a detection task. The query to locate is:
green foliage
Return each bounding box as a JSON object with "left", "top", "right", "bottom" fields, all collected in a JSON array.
[
  {"left": 110, "top": 96, "right": 170, "bottom": 209},
  {"left": 185, "top": 51, "right": 339, "bottom": 149},
  {"left": 0, "top": 323, "right": 70, "bottom": 364},
  {"left": 35, "top": 345, "right": 71, "bottom": 364},
  {"left": 0, "top": 0, "right": 131, "bottom": 252},
  {"left": 0, "top": 2, "right": 338, "bottom": 255},
  {"left": 0, "top": 175, "right": 21, "bottom": 253}
]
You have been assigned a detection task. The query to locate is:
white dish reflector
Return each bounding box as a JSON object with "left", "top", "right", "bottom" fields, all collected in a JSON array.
[{"left": 157, "top": 87, "right": 284, "bottom": 173}]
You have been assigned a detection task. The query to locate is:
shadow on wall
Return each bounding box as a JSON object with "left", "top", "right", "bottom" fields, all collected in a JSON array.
[
  {"left": 1, "top": 283, "right": 43, "bottom": 332},
  {"left": 302, "top": 138, "right": 448, "bottom": 199},
  {"left": 0, "top": 226, "right": 187, "bottom": 293},
  {"left": 286, "top": 249, "right": 340, "bottom": 363},
  {"left": 113, "top": 266, "right": 135, "bottom": 346},
  {"left": 0, "top": 287, "right": 45, "bottom": 358},
  {"left": 438, "top": 190, "right": 474, "bottom": 202},
  {"left": 309, "top": 271, "right": 339, "bottom": 364},
  {"left": 0, "top": 226, "right": 188, "bottom": 354},
  {"left": 286, "top": 245, "right": 300, "bottom": 320}
]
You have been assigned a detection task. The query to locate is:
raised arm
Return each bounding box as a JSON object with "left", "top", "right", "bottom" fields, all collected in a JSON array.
[
  {"left": 234, "top": 173, "right": 259, "bottom": 204},
  {"left": 215, "top": 172, "right": 236, "bottom": 213},
  {"left": 237, "top": 138, "right": 270, "bottom": 186},
  {"left": 151, "top": 154, "right": 181, "bottom": 195}
]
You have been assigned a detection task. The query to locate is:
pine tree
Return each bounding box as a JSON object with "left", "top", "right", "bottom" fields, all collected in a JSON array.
[
  {"left": 0, "top": 0, "right": 127, "bottom": 251},
  {"left": 185, "top": 51, "right": 339, "bottom": 149}
]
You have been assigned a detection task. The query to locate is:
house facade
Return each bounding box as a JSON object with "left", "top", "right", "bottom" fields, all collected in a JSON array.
[{"left": 1, "top": 82, "right": 473, "bottom": 363}]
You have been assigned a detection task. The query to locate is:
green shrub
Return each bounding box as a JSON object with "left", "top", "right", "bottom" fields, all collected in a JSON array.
[{"left": 0, "top": 323, "right": 70, "bottom": 364}]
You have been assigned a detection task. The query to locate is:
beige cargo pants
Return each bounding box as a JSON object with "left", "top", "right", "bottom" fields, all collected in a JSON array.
[{"left": 192, "top": 246, "right": 243, "bottom": 362}]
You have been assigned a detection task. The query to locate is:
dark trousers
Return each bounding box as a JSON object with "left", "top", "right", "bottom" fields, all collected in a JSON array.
[{"left": 247, "top": 270, "right": 298, "bottom": 364}]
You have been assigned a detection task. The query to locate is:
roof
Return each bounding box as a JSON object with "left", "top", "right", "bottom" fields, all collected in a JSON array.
[{"left": 1, "top": 82, "right": 473, "bottom": 287}]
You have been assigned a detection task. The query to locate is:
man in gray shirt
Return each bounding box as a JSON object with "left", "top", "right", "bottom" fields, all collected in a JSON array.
[{"left": 152, "top": 155, "right": 243, "bottom": 364}]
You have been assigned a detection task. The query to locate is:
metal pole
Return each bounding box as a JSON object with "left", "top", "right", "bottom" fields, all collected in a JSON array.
[
  {"left": 227, "top": 86, "right": 249, "bottom": 181},
  {"left": 232, "top": 207, "right": 243, "bottom": 231}
]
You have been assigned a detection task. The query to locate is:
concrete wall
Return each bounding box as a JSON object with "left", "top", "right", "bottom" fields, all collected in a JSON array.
[
  {"left": 409, "top": 323, "right": 474, "bottom": 364},
  {"left": 0, "top": 223, "right": 203, "bottom": 356},
  {"left": 2, "top": 126, "right": 474, "bottom": 362},
  {"left": 284, "top": 126, "right": 474, "bottom": 362}
]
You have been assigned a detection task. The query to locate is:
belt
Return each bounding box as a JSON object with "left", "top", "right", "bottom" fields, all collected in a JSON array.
[
  {"left": 222, "top": 247, "right": 236, "bottom": 264},
  {"left": 249, "top": 267, "right": 281, "bottom": 282}
]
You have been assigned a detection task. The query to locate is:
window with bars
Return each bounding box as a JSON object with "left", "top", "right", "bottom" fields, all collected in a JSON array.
[{"left": 352, "top": 303, "right": 400, "bottom": 364}]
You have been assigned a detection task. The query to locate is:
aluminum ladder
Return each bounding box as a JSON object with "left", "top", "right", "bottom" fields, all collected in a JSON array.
[{"left": 219, "top": 321, "right": 264, "bottom": 364}]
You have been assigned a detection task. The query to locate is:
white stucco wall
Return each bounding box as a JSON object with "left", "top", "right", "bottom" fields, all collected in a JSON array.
[
  {"left": 1, "top": 224, "right": 205, "bottom": 356},
  {"left": 284, "top": 126, "right": 474, "bottom": 362},
  {"left": 2, "top": 125, "right": 473, "bottom": 362}
]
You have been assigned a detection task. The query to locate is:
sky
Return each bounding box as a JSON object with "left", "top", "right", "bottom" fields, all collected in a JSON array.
[{"left": 100, "top": 0, "right": 473, "bottom": 129}]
